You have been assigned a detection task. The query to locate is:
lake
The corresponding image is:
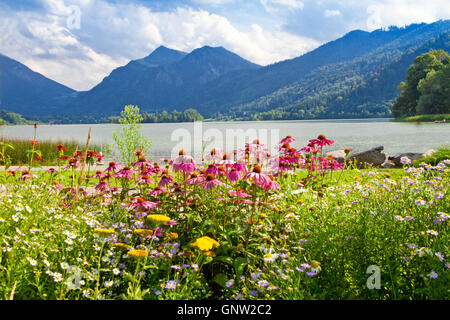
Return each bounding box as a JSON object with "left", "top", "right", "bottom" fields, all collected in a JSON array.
[{"left": 1, "top": 119, "right": 449, "bottom": 160}]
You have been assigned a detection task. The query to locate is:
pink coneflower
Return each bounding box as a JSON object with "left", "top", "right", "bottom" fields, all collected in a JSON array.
[
  {"left": 342, "top": 147, "right": 353, "bottom": 155},
  {"left": 172, "top": 150, "right": 197, "bottom": 174},
  {"left": 148, "top": 186, "right": 164, "bottom": 197},
  {"left": 229, "top": 189, "right": 251, "bottom": 198},
  {"left": 200, "top": 174, "right": 224, "bottom": 190},
  {"left": 280, "top": 135, "right": 296, "bottom": 145},
  {"left": 323, "top": 157, "right": 343, "bottom": 171},
  {"left": 309, "top": 134, "right": 334, "bottom": 147},
  {"left": 187, "top": 173, "right": 203, "bottom": 185},
  {"left": 205, "top": 148, "right": 223, "bottom": 162},
  {"left": 206, "top": 164, "right": 220, "bottom": 175},
  {"left": 244, "top": 165, "right": 270, "bottom": 188},
  {"left": 65, "top": 158, "right": 79, "bottom": 169},
  {"left": 129, "top": 196, "right": 159, "bottom": 211},
  {"left": 19, "top": 170, "right": 36, "bottom": 181},
  {"left": 247, "top": 139, "right": 267, "bottom": 152},
  {"left": 46, "top": 168, "right": 57, "bottom": 174},
  {"left": 113, "top": 166, "right": 136, "bottom": 179},
  {"left": 172, "top": 184, "right": 185, "bottom": 194},
  {"left": 232, "top": 161, "right": 248, "bottom": 174},
  {"left": 95, "top": 181, "right": 108, "bottom": 192},
  {"left": 265, "top": 174, "right": 280, "bottom": 192},
  {"left": 278, "top": 142, "right": 290, "bottom": 151},
  {"left": 92, "top": 170, "right": 107, "bottom": 179},
  {"left": 164, "top": 220, "right": 179, "bottom": 227},
  {"left": 106, "top": 161, "right": 121, "bottom": 172},
  {"left": 227, "top": 168, "right": 242, "bottom": 182},
  {"left": 137, "top": 175, "right": 153, "bottom": 184},
  {"left": 133, "top": 156, "right": 153, "bottom": 169},
  {"left": 158, "top": 173, "right": 174, "bottom": 187},
  {"left": 218, "top": 153, "right": 235, "bottom": 167},
  {"left": 300, "top": 143, "right": 320, "bottom": 153},
  {"left": 152, "top": 162, "right": 163, "bottom": 174}
]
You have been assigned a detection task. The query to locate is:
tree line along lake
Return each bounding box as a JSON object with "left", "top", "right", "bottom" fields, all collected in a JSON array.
[{"left": 1, "top": 118, "right": 449, "bottom": 160}]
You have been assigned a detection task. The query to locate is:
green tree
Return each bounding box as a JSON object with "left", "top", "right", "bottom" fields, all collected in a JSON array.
[
  {"left": 182, "top": 108, "right": 204, "bottom": 122},
  {"left": 111, "top": 105, "right": 152, "bottom": 165},
  {"left": 416, "top": 64, "right": 450, "bottom": 114},
  {"left": 392, "top": 50, "right": 450, "bottom": 117}
]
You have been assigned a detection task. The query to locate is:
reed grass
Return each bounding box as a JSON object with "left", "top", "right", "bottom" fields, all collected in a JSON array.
[
  {"left": 393, "top": 113, "right": 450, "bottom": 122},
  {"left": 1, "top": 137, "right": 101, "bottom": 166}
]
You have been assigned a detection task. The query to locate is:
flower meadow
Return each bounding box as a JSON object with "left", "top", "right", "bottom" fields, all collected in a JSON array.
[{"left": 0, "top": 134, "right": 448, "bottom": 300}]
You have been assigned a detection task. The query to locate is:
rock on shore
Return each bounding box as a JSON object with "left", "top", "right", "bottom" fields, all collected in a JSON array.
[
  {"left": 347, "top": 146, "right": 387, "bottom": 168},
  {"left": 325, "top": 147, "right": 437, "bottom": 168}
]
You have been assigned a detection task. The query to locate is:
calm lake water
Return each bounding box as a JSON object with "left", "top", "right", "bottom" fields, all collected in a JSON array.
[{"left": 1, "top": 119, "right": 449, "bottom": 160}]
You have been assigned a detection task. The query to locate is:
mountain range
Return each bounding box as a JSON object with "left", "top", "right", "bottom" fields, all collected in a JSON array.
[{"left": 1, "top": 20, "right": 449, "bottom": 122}]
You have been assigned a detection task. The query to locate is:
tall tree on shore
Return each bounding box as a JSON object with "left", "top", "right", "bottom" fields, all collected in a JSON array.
[
  {"left": 416, "top": 63, "right": 450, "bottom": 114},
  {"left": 392, "top": 50, "right": 450, "bottom": 117}
]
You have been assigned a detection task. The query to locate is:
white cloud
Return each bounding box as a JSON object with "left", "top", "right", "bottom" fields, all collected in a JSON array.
[
  {"left": 0, "top": 0, "right": 319, "bottom": 91},
  {"left": 261, "top": 0, "right": 304, "bottom": 13},
  {"left": 192, "top": 0, "right": 235, "bottom": 6},
  {"left": 324, "top": 9, "right": 341, "bottom": 17},
  {"left": 365, "top": 0, "right": 450, "bottom": 30}
]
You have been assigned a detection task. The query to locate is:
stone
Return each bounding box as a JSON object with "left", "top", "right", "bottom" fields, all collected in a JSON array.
[
  {"left": 421, "top": 149, "right": 436, "bottom": 158},
  {"left": 389, "top": 152, "right": 423, "bottom": 167},
  {"left": 347, "top": 146, "right": 387, "bottom": 168},
  {"left": 381, "top": 159, "right": 396, "bottom": 168},
  {"left": 326, "top": 150, "right": 346, "bottom": 164}
]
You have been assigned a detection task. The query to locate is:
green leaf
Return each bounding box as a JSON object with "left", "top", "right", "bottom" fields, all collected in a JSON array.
[
  {"left": 202, "top": 256, "right": 214, "bottom": 265},
  {"left": 233, "top": 257, "right": 248, "bottom": 278},
  {"left": 215, "top": 256, "right": 233, "bottom": 266},
  {"left": 213, "top": 273, "right": 228, "bottom": 288}
]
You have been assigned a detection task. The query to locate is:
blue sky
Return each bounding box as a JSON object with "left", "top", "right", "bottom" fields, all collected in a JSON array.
[{"left": 1, "top": 0, "right": 449, "bottom": 90}]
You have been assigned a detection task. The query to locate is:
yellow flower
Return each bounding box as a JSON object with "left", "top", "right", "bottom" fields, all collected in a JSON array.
[
  {"left": 128, "top": 249, "right": 149, "bottom": 258},
  {"left": 311, "top": 260, "right": 320, "bottom": 268},
  {"left": 191, "top": 236, "right": 220, "bottom": 251},
  {"left": 93, "top": 228, "right": 115, "bottom": 237},
  {"left": 134, "top": 229, "right": 154, "bottom": 236},
  {"left": 259, "top": 213, "right": 267, "bottom": 219},
  {"left": 166, "top": 232, "right": 179, "bottom": 239},
  {"left": 111, "top": 243, "right": 132, "bottom": 250},
  {"left": 146, "top": 214, "right": 171, "bottom": 224}
]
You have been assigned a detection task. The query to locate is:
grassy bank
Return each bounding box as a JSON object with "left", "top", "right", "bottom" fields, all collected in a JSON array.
[
  {"left": 0, "top": 138, "right": 101, "bottom": 166},
  {"left": 412, "top": 147, "right": 450, "bottom": 166},
  {"left": 393, "top": 114, "right": 450, "bottom": 122}
]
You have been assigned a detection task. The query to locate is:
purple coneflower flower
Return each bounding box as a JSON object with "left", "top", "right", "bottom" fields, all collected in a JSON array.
[
  {"left": 200, "top": 174, "right": 224, "bottom": 190},
  {"left": 129, "top": 197, "right": 159, "bottom": 211},
  {"left": 171, "top": 150, "right": 197, "bottom": 174},
  {"left": 244, "top": 165, "right": 270, "bottom": 188},
  {"left": 309, "top": 134, "right": 334, "bottom": 147},
  {"left": 105, "top": 161, "right": 121, "bottom": 172},
  {"left": 227, "top": 168, "right": 242, "bottom": 182},
  {"left": 113, "top": 166, "right": 136, "bottom": 179}
]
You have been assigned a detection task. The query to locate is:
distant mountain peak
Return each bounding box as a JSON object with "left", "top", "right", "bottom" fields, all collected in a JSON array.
[
  {"left": 136, "top": 45, "right": 187, "bottom": 67},
  {"left": 183, "top": 45, "right": 260, "bottom": 69}
]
